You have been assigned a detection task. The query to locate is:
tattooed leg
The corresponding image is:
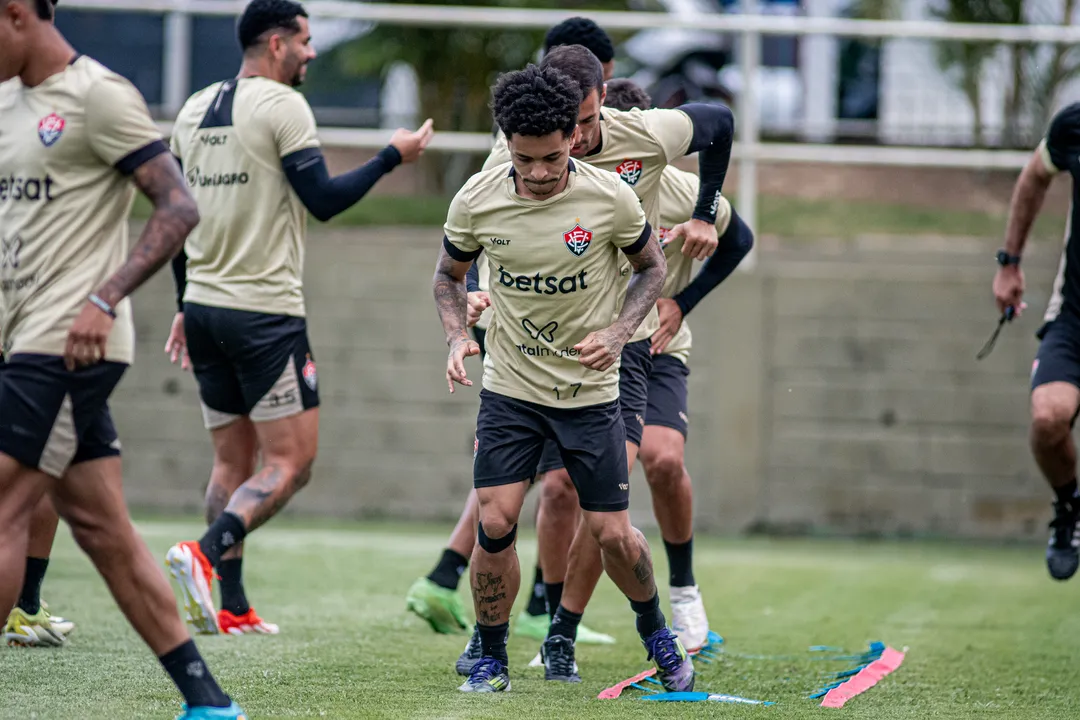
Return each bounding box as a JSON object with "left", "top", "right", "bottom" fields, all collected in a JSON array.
[
  {"left": 471, "top": 484, "right": 528, "bottom": 626},
  {"left": 583, "top": 510, "right": 658, "bottom": 603},
  {"left": 207, "top": 418, "right": 258, "bottom": 560}
]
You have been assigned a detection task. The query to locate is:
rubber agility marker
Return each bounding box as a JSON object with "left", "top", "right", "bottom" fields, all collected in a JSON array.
[
  {"left": 597, "top": 631, "right": 724, "bottom": 700},
  {"left": 819, "top": 646, "right": 905, "bottom": 708}
]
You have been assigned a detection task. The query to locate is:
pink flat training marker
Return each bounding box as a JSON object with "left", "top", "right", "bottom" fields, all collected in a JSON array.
[
  {"left": 598, "top": 668, "right": 657, "bottom": 699},
  {"left": 820, "top": 647, "right": 906, "bottom": 708}
]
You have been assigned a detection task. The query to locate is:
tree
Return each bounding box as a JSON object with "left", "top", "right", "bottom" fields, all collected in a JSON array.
[{"left": 316, "top": 0, "right": 635, "bottom": 191}]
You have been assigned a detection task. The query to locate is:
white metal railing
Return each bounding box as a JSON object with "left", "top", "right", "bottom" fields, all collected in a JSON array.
[{"left": 68, "top": 0, "right": 1061, "bottom": 264}]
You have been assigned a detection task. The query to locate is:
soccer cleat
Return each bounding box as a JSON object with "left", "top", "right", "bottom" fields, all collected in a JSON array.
[
  {"left": 218, "top": 608, "right": 279, "bottom": 636},
  {"left": 4, "top": 606, "right": 68, "bottom": 647},
  {"left": 644, "top": 627, "right": 696, "bottom": 692},
  {"left": 458, "top": 657, "right": 510, "bottom": 693},
  {"left": 514, "top": 611, "right": 616, "bottom": 645},
  {"left": 175, "top": 701, "right": 247, "bottom": 719},
  {"left": 1047, "top": 499, "right": 1080, "bottom": 580},
  {"left": 166, "top": 541, "right": 219, "bottom": 635},
  {"left": 540, "top": 635, "right": 581, "bottom": 683},
  {"left": 670, "top": 585, "right": 710, "bottom": 652},
  {"left": 455, "top": 625, "right": 483, "bottom": 676},
  {"left": 405, "top": 577, "right": 468, "bottom": 634}
]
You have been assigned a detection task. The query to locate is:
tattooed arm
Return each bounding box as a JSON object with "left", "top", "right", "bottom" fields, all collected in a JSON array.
[
  {"left": 434, "top": 242, "right": 481, "bottom": 392},
  {"left": 575, "top": 233, "right": 667, "bottom": 372},
  {"left": 65, "top": 152, "right": 198, "bottom": 370}
]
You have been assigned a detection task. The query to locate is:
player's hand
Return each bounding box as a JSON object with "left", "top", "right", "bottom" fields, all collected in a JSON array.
[
  {"left": 65, "top": 300, "right": 113, "bottom": 371},
  {"left": 575, "top": 326, "right": 626, "bottom": 371},
  {"left": 390, "top": 119, "right": 434, "bottom": 164},
  {"left": 666, "top": 218, "right": 718, "bottom": 261},
  {"left": 446, "top": 332, "right": 481, "bottom": 393},
  {"left": 467, "top": 291, "right": 491, "bottom": 328},
  {"left": 651, "top": 298, "right": 684, "bottom": 356},
  {"left": 164, "top": 312, "right": 191, "bottom": 371},
  {"left": 992, "top": 265, "right": 1028, "bottom": 317}
]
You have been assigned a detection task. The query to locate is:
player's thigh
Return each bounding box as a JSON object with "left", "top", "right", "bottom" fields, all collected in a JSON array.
[
  {"left": 550, "top": 399, "right": 630, "bottom": 513},
  {"left": 51, "top": 456, "right": 129, "bottom": 544},
  {"left": 183, "top": 302, "right": 248, "bottom": 430},
  {"left": 210, "top": 416, "right": 259, "bottom": 476},
  {"left": 1030, "top": 318, "right": 1080, "bottom": 428},
  {"left": 618, "top": 339, "right": 653, "bottom": 451},
  {"left": 474, "top": 390, "right": 547, "bottom": 526},
  {"left": 235, "top": 313, "right": 320, "bottom": 429},
  {"left": 643, "top": 354, "right": 690, "bottom": 440},
  {"left": 251, "top": 408, "right": 319, "bottom": 470}
]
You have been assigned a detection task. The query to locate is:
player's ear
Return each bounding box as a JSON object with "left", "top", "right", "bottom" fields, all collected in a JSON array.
[{"left": 600, "top": 83, "right": 607, "bottom": 107}]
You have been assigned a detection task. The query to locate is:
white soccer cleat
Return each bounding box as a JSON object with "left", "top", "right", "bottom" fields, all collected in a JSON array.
[
  {"left": 670, "top": 585, "right": 710, "bottom": 652},
  {"left": 165, "top": 541, "right": 219, "bottom": 635}
]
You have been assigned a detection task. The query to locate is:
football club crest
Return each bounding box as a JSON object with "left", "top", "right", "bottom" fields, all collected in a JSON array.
[
  {"left": 38, "top": 113, "right": 65, "bottom": 147},
  {"left": 302, "top": 354, "right": 317, "bottom": 390},
  {"left": 615, "top": 159, "right": 643, "bottom": 186},
  {"left": 563, "top": 222, "right": 593, "bottom": 257},
  {"left": 657, "top": 226, "right": 672, "bottom": 246}
]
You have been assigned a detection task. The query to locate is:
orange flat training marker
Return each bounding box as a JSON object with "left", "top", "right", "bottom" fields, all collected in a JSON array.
[{"left": 820, "top": 646, "right": 906, "bottom": 708}]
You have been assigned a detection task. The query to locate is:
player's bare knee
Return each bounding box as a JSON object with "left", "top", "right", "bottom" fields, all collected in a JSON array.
[
  {"left": 68, "top": 516, "right": 125, "bottom": 561},
  {"left": 1030, "top": 399, "right": 1075, "bottom": 448},
  {"left": 643, "top": 449, "right": 684, "bottom": 490},
  {"left": 541, "top": 473, "right": 578, "bottom": 514},
  {"left": 587, "top": 513, "right": 633, "bottom": 554},
  {"left": 292, "top": 459, "right": 314, "bottom": 491}
]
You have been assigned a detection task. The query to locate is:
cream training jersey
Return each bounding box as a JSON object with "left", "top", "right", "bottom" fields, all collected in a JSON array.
[
  {"left": 444, "top": 160, "right": 651, "bottom": 408},
  {"left": 0, "top": 56, "right": 167, "bottom": 364},
  {"left": 171, "top": 77, "right": 320, "bottom": 317},
  {"left": 485, "top": 107, "right": 695, "bottom": 342},
  {"left": 655, "top": 165, "right": 733, "bottom": 363}
]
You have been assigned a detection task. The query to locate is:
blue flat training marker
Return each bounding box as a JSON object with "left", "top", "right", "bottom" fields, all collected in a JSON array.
[
  {"left": 644, "top": 676, "right": 665, "bottom": 686},
  {"left": 642, "top": 692, "right": 776, "bottom": 706}
]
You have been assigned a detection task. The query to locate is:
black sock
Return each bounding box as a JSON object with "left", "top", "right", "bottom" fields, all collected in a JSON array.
[
  {"left": 525, "top": 565, "right": 547, "bottom": 617},
  {"left": 198, "top": 512, "right": 247, "bottom": 568},
  {"left": 1054, "top": 479, "right": 1079, "bottom": 506},
  {"left": 17, "top": 557, "right": 48, "bottom": 615},
  {"left": 159, "top": 640, "right": 231, "bottom": 709},
  {"left": 548, "top": 605, "right": 582, "bottom": 641},
  {"left": 664, "top": 537, "right": 695, "bottom": 587},
  {"left": 218, "top": 558, "right": 250, "bottom": 616},
  {"left": 630, "top": 593, "right": 667, "bottom": 640},
  {"left": 476, "top": 622, "right": 509, "bottom": 666},
  {"left": 426, "top": 548, "right": 468, "bottom": 591},
  {"left": 544, "top": 582, "right": 564, "bottom": 620}
]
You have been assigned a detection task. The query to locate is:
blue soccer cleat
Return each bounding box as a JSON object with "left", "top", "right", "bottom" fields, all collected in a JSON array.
[
  {"left": 643, "top": 627, "right": 695, "bottom": 692},
  {"left": 176, "top": 701, "right": 247, "bottom": 719},
  {"left": 458, "top": 657, "right": 510, "bottom": 693}
]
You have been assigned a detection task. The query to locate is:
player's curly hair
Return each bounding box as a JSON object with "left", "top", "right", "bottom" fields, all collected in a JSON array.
[
  {"left": 237, "top": 0, "right": 308, "bottom": 52},
  {"left": 544, "top": 17, "right": 614, "bottom": 64},
  {"left": 603, "top": 78, "right": 651, "bottom": 112},
  {"left": 539, "top": 45, "right": 604, "bottom": 100},
  {"left": 491, "top": 64, "right": 582, "bottom": 139}
]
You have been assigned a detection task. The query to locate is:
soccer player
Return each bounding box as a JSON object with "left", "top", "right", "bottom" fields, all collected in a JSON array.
[
  {"left": 164, "top": 0, "right": 433, "bottom": 636},
  {"left": 405, "top": 16, "right": 620, "bottom": 644},
  {"left": 435, "top": 63, "right": 694, "bottom": 694},
  {"left": 483, "top": 45, "right": 732, "bottom": 672},
  {"left": 994, "top": 103, "right": 1080, "bottom": 580},
  {"left": 604, "top": 77, "right": 754, "bottom": 642},
  {"left": 0, "top": 1, "right": 244, "bottom": 717}
]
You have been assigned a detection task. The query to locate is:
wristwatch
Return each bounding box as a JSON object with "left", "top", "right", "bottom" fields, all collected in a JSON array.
[{"left": 996, "top": 249, "right": 1021, "bottom": 267}]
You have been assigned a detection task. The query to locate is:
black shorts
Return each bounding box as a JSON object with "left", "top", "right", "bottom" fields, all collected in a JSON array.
[
  {"left": 472, "top": 326, "right": 487, "bottom": 359},
  {"left": 0, "top": 354, "right": 125, "bottom": 479},
  {"left": 184, "top": 302, "right": 319, "bottom": 430},
  {"left": 645, "top": 354, "right": 690, "bottom": 437},
  {"left": 1032, "top": 315, "right": 1080, "bottom": 393},
  {"left": 535, "top": 339, "right": 653, "bottom": 475},
  {"left": 473, "top": 389, "right": 629, "bottom": 512}
]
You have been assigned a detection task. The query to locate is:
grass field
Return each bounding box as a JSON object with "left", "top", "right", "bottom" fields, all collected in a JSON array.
[{"left": 2, "top": 519, "right": 1078, "bottom": 720}]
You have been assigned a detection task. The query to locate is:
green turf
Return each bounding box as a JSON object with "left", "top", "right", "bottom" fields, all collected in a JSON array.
[
  {"left": 130, "top": 193, "right": 1068, "bottom": 239},
  {"left": 2, "top": 519, "right": 1076, "bottom": 719}
]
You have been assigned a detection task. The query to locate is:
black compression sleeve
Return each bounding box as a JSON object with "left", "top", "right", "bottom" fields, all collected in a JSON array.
[
  {"left": 281, "top": 145, "right": 403, "bottom": 222},
  {"left": 678, "top": 103, "right": 735, "bottom": 225},
  {"left": 466, "top": 259, "right": 481, "bottom": 293},
  {"left": 673, "top": 211, "right": 753, "bottom": 317},
  {"left": 171, "top": 247, "right": 187, "bottom": 313}
]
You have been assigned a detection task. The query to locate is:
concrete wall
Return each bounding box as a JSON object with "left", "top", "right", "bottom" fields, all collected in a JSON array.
[{"left": 116, "top": 226, "right": 1064, "bottom": 540}]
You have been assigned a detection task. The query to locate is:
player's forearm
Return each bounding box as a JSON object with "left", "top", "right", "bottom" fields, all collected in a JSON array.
[
  {"left": 97, "top": 156, "right": 199, "bottom": 307},
  {"left": 1004, "top": 160, "right": 1053, "bottom": 257},
  {"left": 283, "top": 147, "right": 402, "bottom": 222},
  {"left": 680, "top": 104, "right": 735, "bottom": 223},
  {"left": 434, "top": 258, "right": 470, "bottom": 346},
  {"left": 617, "top": 241, "right": 667, "bottom": 340},
  {"left": 674, "top": 217, "right": 753, "bottom": 316}
]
